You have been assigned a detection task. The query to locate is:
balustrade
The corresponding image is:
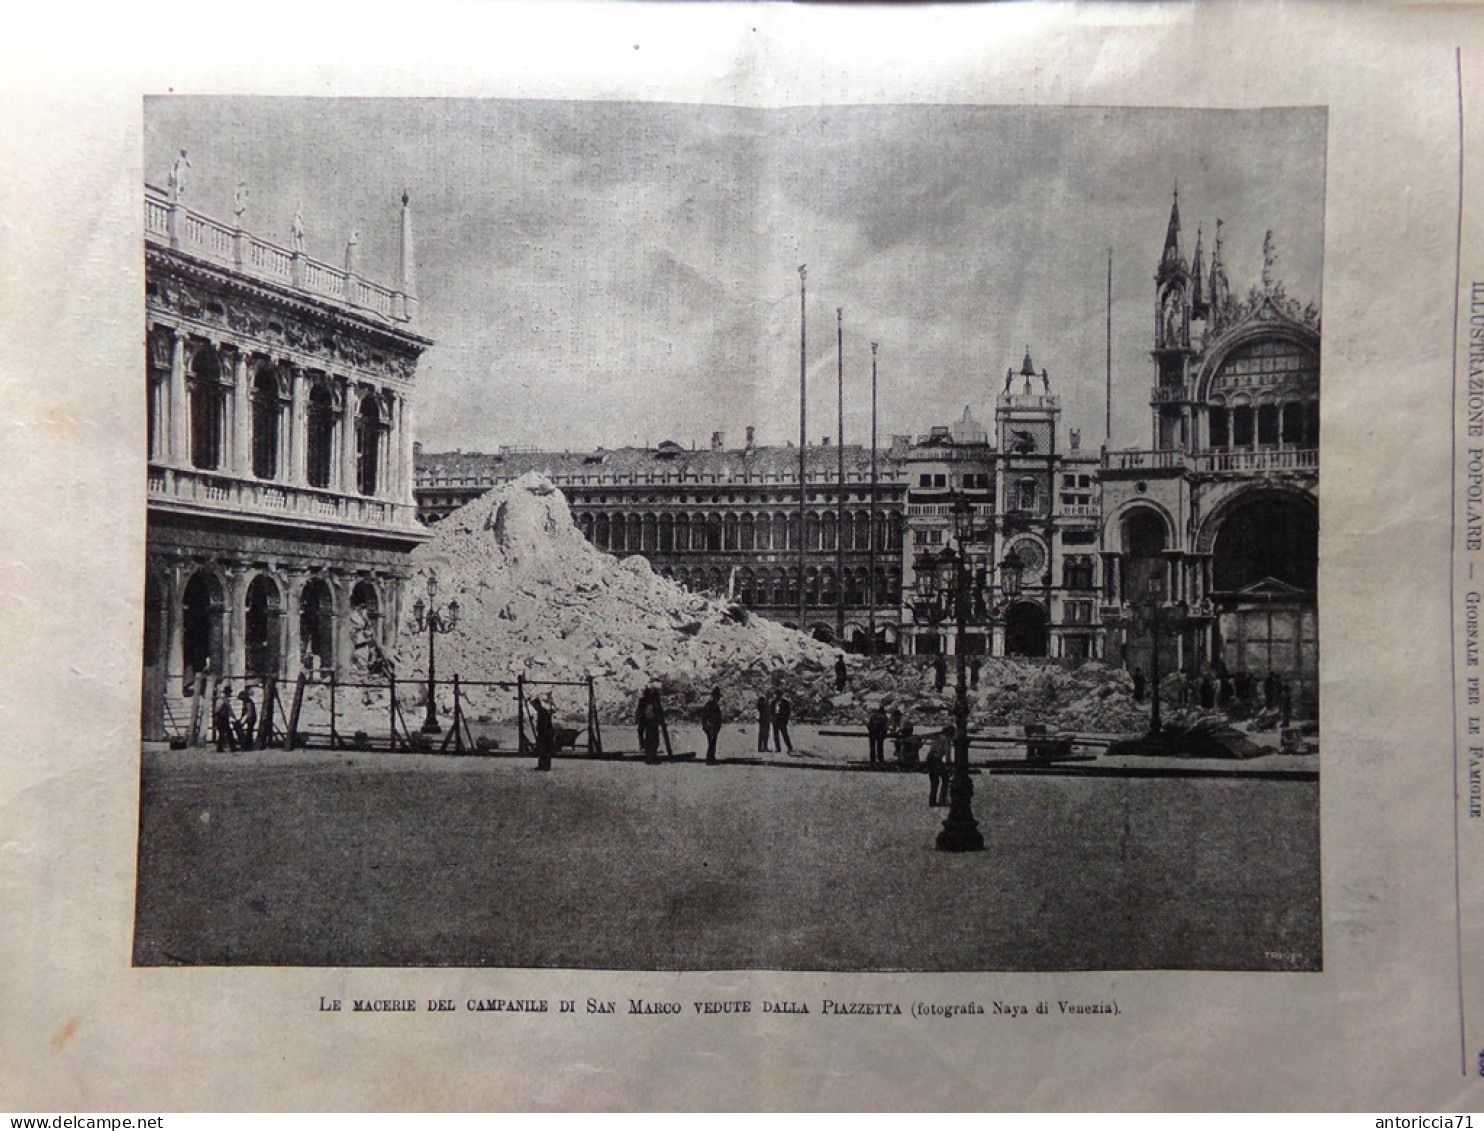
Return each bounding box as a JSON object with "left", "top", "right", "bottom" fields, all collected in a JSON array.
[
  {"left": 146, "top": 192, "right": 407, "bottom": 324},
  {"left": 148, "top": 463, "right": 416, "bottom": 532}
]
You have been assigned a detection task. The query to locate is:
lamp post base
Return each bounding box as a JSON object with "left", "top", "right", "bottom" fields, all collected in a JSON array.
[
  {"left": 935, "top": 774, "right": 985, "bottom": 852},
  {"left": 936, "top": 819, "right": 985, "bottom": 852}
]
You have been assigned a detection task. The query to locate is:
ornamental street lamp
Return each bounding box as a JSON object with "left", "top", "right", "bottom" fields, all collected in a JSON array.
[
  {"left": 907, "top": 497, "right": 1029, "bottom": 852},
  {"left": 936, "top": 495, "right": 984, "bottom": 852},
  {"left": 409, "top": 572, "right": 459, "bottom": 734},
  {"left": 1126, "top": 571, "right": 1188, "bottom": 736}
]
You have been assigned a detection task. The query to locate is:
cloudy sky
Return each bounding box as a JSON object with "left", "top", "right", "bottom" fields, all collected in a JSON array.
[{"left": 145, "top": 98, "right": 1325, "bottom": 454}]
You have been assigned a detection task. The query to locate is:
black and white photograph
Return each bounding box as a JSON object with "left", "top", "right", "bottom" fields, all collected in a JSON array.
[{"left": 134, "top": 97, "right": 1324, "bottom": 972}]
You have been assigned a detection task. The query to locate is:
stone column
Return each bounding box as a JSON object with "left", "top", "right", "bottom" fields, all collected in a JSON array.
[
  {"left": 333, "top": 576, "right": 354, "bottom": 680},
  {"left": 168, "top": 335, "right": 189, "bottom": 467},
  {"left": 386, "top": 395, "right": 402, "bottom": 503},
  {"left": 340, "top": 380, "right": 358, "bottom": 494},
  {"left": 166, "top": 561, "right": 186, "bottom": 693},
  {"left": 290, "top": 369, "right": 309, "bottom": 486},
  {"left": 226, "top": 566, "right": 250, "bottom": 681},
  {"left": 231, "top": 351, "right": 251, "bottom": 476},
  {"left": 283, "top": 571, "right": 305, "bottom": 683},
  {"left": 400, "top": 394, "right": 418, "bottom": 509},
  {"left": 380, "top": 396, "right": 396, "bottom": 503}
]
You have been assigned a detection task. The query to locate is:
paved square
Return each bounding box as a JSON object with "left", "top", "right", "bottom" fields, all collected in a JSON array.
[{"left": 133, "top": 748, "right": 1319, "bottom": 970}]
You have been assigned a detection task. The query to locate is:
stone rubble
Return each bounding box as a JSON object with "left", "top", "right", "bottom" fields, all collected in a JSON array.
[
  {"left": 389, "top": 472, "right": 838, "bottom": 722},
  {"left": 291, "top": 472, "right": 1277, "bottom": 747}
]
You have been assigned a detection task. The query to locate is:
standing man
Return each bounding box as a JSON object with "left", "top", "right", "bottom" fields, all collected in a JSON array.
[
  {"left": 934, "top": 652, "right": 947, "bottom": 693},
  {"left": 835, "top": 654, "right": 848, "bottom": 692},
  {"left": 773, "top": 690, "right": 794, "bottom": 753},
  {"left": 701, "top": 687, "right": 724, "bottom": 765},
  {"left": 213, "top": 684, "right": 238, "bottom": 753},
  {"left": 756, "top": 692, "right": 773, "bottom": 753},
  {"left": 926, "top": 724, "right": 954, "bottom": 807},
  {"left": 533, "top": 696, "right": 555, "bottom": 772},
  {"left": 969, "top": 656, "right": 982, "bottom": 690},
  {"left": 867, "top": 703, "right": 889, "bottom": 765},
  {"left": 637, "top": 688, "right": 662, "bottom": 763},
  {"left": 235, "top": 686, "right": 258, "bottom": 752}
]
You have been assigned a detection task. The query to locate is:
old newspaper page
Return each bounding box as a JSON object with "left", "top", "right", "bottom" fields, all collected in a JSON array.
[{"left": 2, "top": 0, "right": 1483, "bottom": 1112}]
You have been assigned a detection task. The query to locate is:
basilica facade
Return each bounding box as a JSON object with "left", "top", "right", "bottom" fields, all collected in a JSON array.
[
  {"left": 142, "top": 176, "right": 430, "bottom": 740},
  {"left": 1099, "top": 194, "right": 1320, "bottom": 705}
]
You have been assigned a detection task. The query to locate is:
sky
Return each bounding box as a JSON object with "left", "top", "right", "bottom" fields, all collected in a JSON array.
[{"left": 145, "top": 98, "right": 1326, "bottom": 454}]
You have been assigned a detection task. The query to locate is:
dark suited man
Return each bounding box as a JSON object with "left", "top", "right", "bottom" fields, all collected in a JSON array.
[
  {"left": 756, "top": 693, "right": 773, "bottom": 753},
  {"left": 772, "top": 691, "right": 793, "bottom": 753}
]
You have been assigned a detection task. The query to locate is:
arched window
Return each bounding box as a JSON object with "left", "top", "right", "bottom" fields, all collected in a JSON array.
[
  {"left": 594, "top": 513, "right": 610, "bottom": 551},
  {"left": 1016, "top": 477, "right": 1038, "bottom": 512},
  {"left": 642, "top": 513, "right": 658, "bottom": 552},
  {"left": 188, "top": 345, "right": 225, "bottom": 471},
  {"left": 706, "top": 515, "right": 722, "bottom": 552},
  {"left": 1257, "top": 403, "right": 1280, "bottom": 447},
  {"left": 658, "top": 513, "right": 674, "bottom": 552},
  {"left": 1063, "top": 555, "right": 1095, "bottom": 590},
  {"left": 805, "top": 513, "right": 821, "bottom": 551},
  {"left": 740, "top": 513, "right": 755, "bottom": 551},
  {"left": 181, "top": 569, "right": 225, "bottom": 681},
  {"left": 299, "top": 577, "right": 335, "bottom": 676},
  {"left": 845, "top": 569, "right": 864, "bottom": 606},
  {"left": 349, "top": 580, "right": 382, "bottom": 674},
  {"left": 356, "top": 393, "right": 385, "bottom": 496},
  {"left": 1231, "top": 406, "right": 1255, "bottom": 448},
  {"left": 675, "top": 513, "right": 691, "bottom": 552},
  {"left": 252, "top": 367, "right": 282, "bottom": 480},
  {"left": 306, "top": 383, "right": 336, "bottom": 489},
  {"left": 1209, "top": 405, "right": 1230, "bottom": 448},
  {"left": 822, "top": 511, "right": 837, "bottom": 552},
  {"left": 244, "top": 574, "right": 283, "bottom": 680}
]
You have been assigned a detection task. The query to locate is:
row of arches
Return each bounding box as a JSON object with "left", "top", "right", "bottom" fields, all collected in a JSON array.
[
  {"left": 147, "top": 327, "right": 396, "bottom": 498},
  {"left": 1206, "top": 400, "right": 1319, "bottom": 450},
  {"left": 150, "top": 566, "right": 386, "bottom": 686},
  {"left": 1109, "top": 489, "right": 1318, "bottom": 698},
  {"left": 575, "top": 508, "right": 904, "bottom": 556},
  {"left": 658, "top": 563, "right": 903, "bottom": 609}
]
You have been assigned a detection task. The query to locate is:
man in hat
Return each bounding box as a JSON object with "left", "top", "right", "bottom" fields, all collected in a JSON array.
[
  {"left": 213, "top": 684, "right": 239, "bottom": 752},
  {"left": 701, "top": 687, "right": 724, "bottom": 765},
  {"left": 235, "top": 686, "right": 258, "bottom": 751},
  {"left": 926, "top": 724, "right": 954, "bottom": 807}
]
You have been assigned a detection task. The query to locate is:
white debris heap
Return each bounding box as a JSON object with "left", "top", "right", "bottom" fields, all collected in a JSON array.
[{"left": 393, "top": 472, "right": 834, "bottom": 718}]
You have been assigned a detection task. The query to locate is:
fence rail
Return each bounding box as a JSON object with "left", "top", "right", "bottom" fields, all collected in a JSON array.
[{"left": 153, "top": 669, "right": 604, "bottom": 759}]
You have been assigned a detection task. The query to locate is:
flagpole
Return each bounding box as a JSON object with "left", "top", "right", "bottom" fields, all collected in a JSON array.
[
  {"left": 868, "top": 341, "right": 879, "bottom": 656},
  {"left": 836, "top": 306, "right": 845, "bottom": 647},
  {"left": 1106, "top": 247, "right": 1113, "bottom": 445},
  {"left": 798, "top": 265, "right": 808, "bottom": 632}
]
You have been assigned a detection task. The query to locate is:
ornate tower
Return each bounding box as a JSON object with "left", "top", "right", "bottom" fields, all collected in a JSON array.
[{"left": 1152, "top": 189, "right": 1196, "bottom": 451}]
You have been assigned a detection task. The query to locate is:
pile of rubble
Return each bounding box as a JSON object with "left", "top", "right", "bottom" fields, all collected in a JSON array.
[
  {"left": 391, "top": 473, "right": 836, "bottom": 721},
  {"left": 809, "top": 653, "right": 1158, "bottom": 735}
]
